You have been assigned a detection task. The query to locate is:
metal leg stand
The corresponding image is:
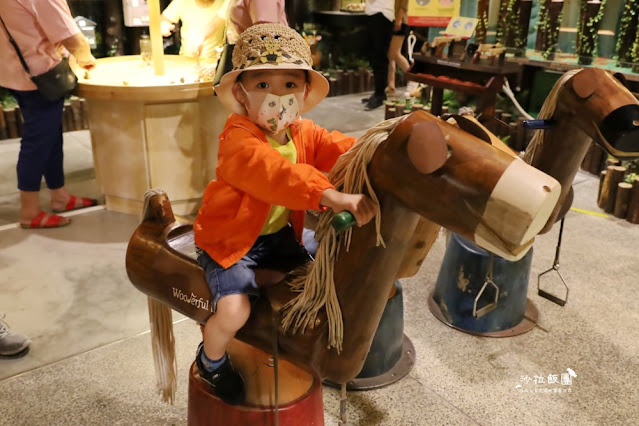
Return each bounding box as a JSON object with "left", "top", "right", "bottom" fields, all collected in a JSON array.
[
  {"left": 338, "top": 383, "right": 348, "bottom": 425},
  {"left": 271, "top": 315, "right": 280, "bottom": 426},
  {"left": 537, "top": 217, "right": 569, "bottom": 306}
]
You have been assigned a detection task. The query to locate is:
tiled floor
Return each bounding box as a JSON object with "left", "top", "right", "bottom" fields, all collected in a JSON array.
[{"left": 1, "top": 92, "right": 638, "bottom": 425}]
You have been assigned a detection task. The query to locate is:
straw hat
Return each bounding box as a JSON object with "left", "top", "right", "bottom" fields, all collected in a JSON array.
[{"left": 215, "top": 23, "right": 329, "bottom": 115}]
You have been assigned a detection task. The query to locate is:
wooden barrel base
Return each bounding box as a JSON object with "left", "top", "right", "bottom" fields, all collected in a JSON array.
[{"left": 187, "top": 340, "right": 324, "bottom": 426}]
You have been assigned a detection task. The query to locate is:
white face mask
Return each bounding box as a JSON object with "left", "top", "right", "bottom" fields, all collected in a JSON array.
[{"left": 240, "top": 83, "right": 305, "bottom": 134}]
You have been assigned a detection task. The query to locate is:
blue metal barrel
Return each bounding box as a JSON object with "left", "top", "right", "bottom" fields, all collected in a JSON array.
[{"left": 431, "top": 233, "right": 533, "bottom": 334}]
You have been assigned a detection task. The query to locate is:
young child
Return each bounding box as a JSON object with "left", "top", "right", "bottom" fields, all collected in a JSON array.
[{"left": 193, "top": 23, "right": 376, "bottom": 404}]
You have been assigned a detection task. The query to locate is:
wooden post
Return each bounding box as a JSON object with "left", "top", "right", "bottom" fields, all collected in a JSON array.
[
  {"left": 0, "top": 105, "right": 7, "bottom": 140},
  {"left": 613, "top": 182, "right": 633, "bottom": 219},
  {"left": 536, "top": 0, "right": 564, "bottom": 59},
  {"left": 598, "top": 165, "right": 626, "bottom": 213},
  {"left": 345, "top": 70, "right": 355, "bottom": 95},
  {"left": 329, "top": 77, "right": 338, "bottom": 97},
  {"left": 576, "top": 0, "right": 605, "bottom": 66},
  {"left": 495, "top": 0, "right": 510, "bottom": 43},
  {"left": 626, "top": 177, "right": 639, "bottom": 223},
  {"left": 616, "top": 0, "right": 639, "bottom": 65},
  {"left": 385, "top": 102, "right": 395, "bottom": 120},
  {"left": 5, "top": 108, "right": 18, "bottom": 139},
  {"left": 358, "top": 68, "right": 368, "bottom": 93},
  {"left": 516, "top": 1, "right": 533, "bottom": 54},
  {"left": 598, "top": 170, "right": 606, "bottom": 201},
  {"left": 475, "top": 0, "right": 490, "bottom": 44},
  {"left": 336, "top": 69, "right": 345, "bottom": 96}
]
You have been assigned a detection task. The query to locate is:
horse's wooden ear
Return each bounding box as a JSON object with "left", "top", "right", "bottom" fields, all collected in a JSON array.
[
  {"left": 613, "top": 72, "right": 628, "bottom": 88},
  {"left": 571, "top": 69, "right": 596, "bottom": 99},
  {"left": 407, "top": 121, "right": 449, "bottom": 174}
]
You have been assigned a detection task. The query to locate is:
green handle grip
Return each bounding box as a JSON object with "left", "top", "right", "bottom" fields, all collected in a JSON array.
[{"left": 331, "top": 211, "right": 356, "bottom": 232}]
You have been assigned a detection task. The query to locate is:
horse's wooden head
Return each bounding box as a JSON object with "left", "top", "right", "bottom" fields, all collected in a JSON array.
[
  {"left": 563, "top": 68, "right": 639, "bottom": 160},
  {"left": 369, "top": 111, "right": 561, "bottom": 261}
]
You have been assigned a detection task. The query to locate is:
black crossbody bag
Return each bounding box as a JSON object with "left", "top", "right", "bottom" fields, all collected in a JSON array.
[{"left": 0, "top": 15, "right": 77, "bottom": 101}]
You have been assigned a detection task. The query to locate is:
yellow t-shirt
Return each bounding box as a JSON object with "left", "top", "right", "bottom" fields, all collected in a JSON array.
[
  {"left": 162, "top": 0, "right": 229, "bottom": 65},
  {"left": 260, "top": 130, "right": 297, "bottom": 235}
]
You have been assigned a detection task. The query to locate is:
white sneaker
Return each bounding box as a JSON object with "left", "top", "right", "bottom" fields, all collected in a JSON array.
[
  {"left": 0, "top": 315, "right": 31, "bottom": 357},
  {"left": 404, "top": 81, "right": 421, "bottom": 98}
]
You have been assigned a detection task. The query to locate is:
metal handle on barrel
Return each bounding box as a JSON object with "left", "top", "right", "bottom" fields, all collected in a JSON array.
[{"left": 331, "top": 211, "right": 356, "bottom": 232}]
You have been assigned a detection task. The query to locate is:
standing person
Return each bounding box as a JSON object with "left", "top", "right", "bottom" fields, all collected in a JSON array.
[
  {"left": 193, "top": 23, "right": 376, "bottom": 404},
  {"left": 212, "top": 0, "right": 288, "bottom": 85},
  {"left": 362, "top": 0, "right": 395, "bottom": 111},
  {"left": 0, "top": 315, "right": 31, "bottom": 358},
  {"left": 386, "top": 0, "right": 412, "bottom": 96},
  {"left": 160, "top": 0, "right": 230, "bottom": 79},
  {"left": 0, "top": 0, "right": 97, "bottom": 229}
]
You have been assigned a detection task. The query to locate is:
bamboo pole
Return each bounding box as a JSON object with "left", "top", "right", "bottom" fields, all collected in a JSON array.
[{"left": 148, "top": 0, "right": 165, "bottom": 76}]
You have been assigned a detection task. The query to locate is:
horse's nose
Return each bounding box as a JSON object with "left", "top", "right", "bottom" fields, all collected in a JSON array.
[
  {"left": 599, "top": 104, "right": 639, "bottom": 159},
  {"left": 474, "top": 159, "right": 561, "bottom": 261}
]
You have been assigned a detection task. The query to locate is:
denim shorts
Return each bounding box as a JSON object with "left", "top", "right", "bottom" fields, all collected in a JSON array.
[{"left": 196, "top": 225, "right": 315, "bottom": 313}]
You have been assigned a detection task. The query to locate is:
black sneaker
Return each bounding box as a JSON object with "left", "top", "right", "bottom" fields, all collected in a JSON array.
[
  {"left": 195, "top": 343, "right": 246, "bottom": 405},
  {"left": 365, "top": 95, "right": 386, "bottom": 111},
  {"left": 361, "top": 96, "right": 371, "bottom": 104}
]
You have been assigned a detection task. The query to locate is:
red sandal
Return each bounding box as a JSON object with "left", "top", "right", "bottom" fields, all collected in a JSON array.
[
  {"left": 20, "top": 211, "right": 71, "bottom": 229},
  {"left": 52, "top": 195, "right": 98, "bottom": 213}
]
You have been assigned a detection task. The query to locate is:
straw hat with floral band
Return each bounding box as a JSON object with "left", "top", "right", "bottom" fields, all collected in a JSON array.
[{"left": 215, "top": 23, "right": 329, "bottom": 116}]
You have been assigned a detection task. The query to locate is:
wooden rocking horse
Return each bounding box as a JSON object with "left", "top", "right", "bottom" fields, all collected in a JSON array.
[
  {"left": 126, "top": 105, "right": 562, "bottom": 423},
  {"left": 429, "top": 67, "right": 639, "bottom": 333}
]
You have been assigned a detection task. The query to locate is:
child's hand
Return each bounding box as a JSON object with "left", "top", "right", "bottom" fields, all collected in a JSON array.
[
  {"left": 320, "top": 188, "right": 377, "bottom": 227},
  {"left": 161, "top": 20, "right": 175, "bottom": 37}
]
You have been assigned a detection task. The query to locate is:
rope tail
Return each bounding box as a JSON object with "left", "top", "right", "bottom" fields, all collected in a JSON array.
[{"left": 148, "top": 297, "right": 178, "bottom": 404}]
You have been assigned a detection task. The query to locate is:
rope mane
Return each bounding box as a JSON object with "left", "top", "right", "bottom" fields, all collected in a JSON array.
[
  {"left": 522, "top": 69, "right": 581, "bottom": 165},
  {"left": 280, "top": 115, "right": 407, "bottom": 352}
]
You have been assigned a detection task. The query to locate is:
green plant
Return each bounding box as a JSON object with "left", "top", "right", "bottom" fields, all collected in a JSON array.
[
  {"left": 625, "top": 172, "right": 638, "bottom": 184},
  {"left": 0, "top": 88, "right": 17, "bottom": 109}
]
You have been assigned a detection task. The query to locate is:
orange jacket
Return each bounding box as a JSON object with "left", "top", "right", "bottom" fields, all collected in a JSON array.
[{"left": 194, "top": 113, "right": 356, "bottom": 268}]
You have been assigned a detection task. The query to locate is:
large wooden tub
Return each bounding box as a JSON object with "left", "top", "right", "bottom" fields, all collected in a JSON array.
[{"left": 76, "top": 55, "right": 228, "bottom": 215}]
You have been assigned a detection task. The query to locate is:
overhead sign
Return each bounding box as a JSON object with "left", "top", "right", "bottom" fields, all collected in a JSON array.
[{"left": 407, "top": 0, "right": 461, "bottom": 27}]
